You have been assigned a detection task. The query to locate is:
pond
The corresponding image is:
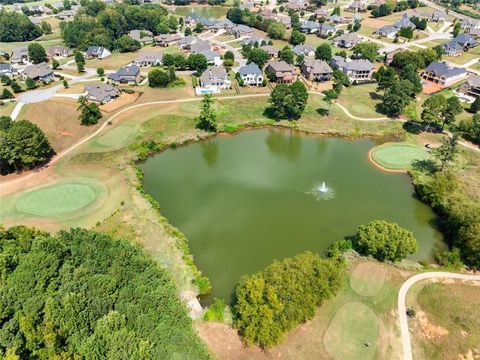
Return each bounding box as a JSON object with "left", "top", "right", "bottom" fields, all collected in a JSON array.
[
  {"left": 141, "top": 129, "right": 443, "bottom": 301},
  {"left": 172, "top": 5, "right": 229, "bottom": 19}
]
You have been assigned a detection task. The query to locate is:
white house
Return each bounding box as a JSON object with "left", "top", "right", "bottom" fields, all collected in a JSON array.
[{"left": 238, "top": 63, "right": 263, "bottom": 86}]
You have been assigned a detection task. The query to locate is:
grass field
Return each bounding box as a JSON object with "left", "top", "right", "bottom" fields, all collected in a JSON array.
[
  {"left": 371, "top": 142, "right": 431, "bottom": 171},
  {"left": 336, "top": 84, "right": 383, "bottom": 119},
  {"left": 0, "top": 101, "right": 16, "bottom": 117},
  {"left": 407, "top": 280, "right": 480, "bottom": 360},
  {"left": 350, "top": 262, "right": 386, "bottom": 297}
]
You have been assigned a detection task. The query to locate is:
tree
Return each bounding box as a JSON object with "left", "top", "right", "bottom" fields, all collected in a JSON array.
[
  {"left": 470, "top": 96, "right": 480, "bottom": 113},
  {"left": 289, "top": 30, "right": 305, "bottom": 45},
  {"left": 187, "top": 53, "right": 208, "bottom": 74},
  {"left": 184, "top": 26, "right": 192, "bottom": 36},
  {"left": 268, "top": 81, "right": 309, "bottom": 120},
  {"left": 278, "top": 46, "right": 294, "bottom": 64},
  {"left": 77, "top": 96, "right": 102, "bottom": 126},
  {"left": 398, "top": 27, "right": 414, "bottom": 40},
  {"left": 223, "top": 50, "right": 235, "bottom": 66},
  {"left": 10, "top": 81, "right": 22, "bottom": 94},
  {"left": 333, "top": 69, "right": 350, "bottom": 87},
  {"left": 421, "top": 94, "right": 447, "bottom": 130},
  {"left": 399, "top": 64, "right": 422, "bottom": 95},
  {"left": 25, "top": 77, "right": 37, "bottom": 90},
  {"left": 52, "top": 59, "right": 60, "bottom": 69},
  {"left": 41, "top": 20, "right": 52, "bottom": 34},
  {"left": 247, "top": 48, "right": 269, "bottom": 68},
  {"left": 315, "top": 43, "right": 332, "bottom": 61},
  {"left": 97, "top": 67, "right": 105, "bottom": 77},
  {"left": 453, "top": 21, "right": 461, "bottom": 37},
  {"left": 163, "top": 53, "right": 175, "bottom": 67},
  {"left": 354, "top": 220, "right": 418, "bottom": 262},
  {"left": 374, "top": 66, "right": 398, "bottom": 92},
  {"left": 194, "top": 22, "right": 204, "bottom": 33},
  {"left": 352, "top": 42, "right": 380, "bottom": 62},
  {"left": 433, "top": 134, "right": 459, "bottom": 171},
  {"left": 63, "top": 79, "right": 69, "bottom": 88},
  {"left": 196, "top": 94, "right": 217, "bottom": 132},
  {"left": 0, "top": 120, "right": 53, "bottom": 173},
  {"left": 27, "top": 43, "right": 48, "bottom": 64},
  {"left": 115, "top": 35, "right": 141, "bottom": 52},
  {"left": 381, "top": 80, "right": 413, "bottom": 117},
  {"left": 1, "top": 88, "right": 13, "bottom": 99},
  {"left": 0, "top": 116, "right": 13, "bottom": 132},
  {"left": 267, "top": 22, "right": 286, "bottom": 39},
  {"left": 443, "top": 96, "right": 462, "bottom": 130},
  {"left": 0, "top": 11, "right": 42, "bottom": 42},
  {"left": 148, "top": 68, "right": 170, "bottom": 88},
  {"left": 331, "top": 6, "right": 341, "bottom": 15},
  {"left": 410, "top": 16, "right": 427, "bottom": 30}
]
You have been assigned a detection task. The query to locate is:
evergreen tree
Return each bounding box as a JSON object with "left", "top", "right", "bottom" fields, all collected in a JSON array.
[{"left": 196, "top": 94, "right": 217, "bottom": 132}]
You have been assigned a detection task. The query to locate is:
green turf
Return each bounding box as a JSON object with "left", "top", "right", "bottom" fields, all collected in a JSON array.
[
  {"left": 371, "top": 142, "right": 431, "bottom": 170},
  {"left": 350, "top": 262, "right": 386, "bottom": 297},
  {"left": 90, "top": 124, "right": 139, "bottom": 150},
  {"left": 323, "top": 302, "right": 379, "bottom": 360}
]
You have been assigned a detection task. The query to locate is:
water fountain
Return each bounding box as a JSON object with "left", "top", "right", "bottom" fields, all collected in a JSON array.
[
  {"left": 309, "top": 181, "right": 334, "bottom": 201},
  {"left": 318, "top": 181, "right": 328, "bottom": 193}
]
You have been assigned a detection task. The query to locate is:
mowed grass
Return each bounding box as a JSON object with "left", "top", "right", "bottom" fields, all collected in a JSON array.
[
  {"left": 371, "top": 142, "right": 431, "bottom": 170},
  {"left": 324, "top": 302, "right": 379, "bottom": 360},
  {"left": 336, "top": 84, "right": 383, "bottom": 119},
  {"left": 350, "top": 262, "right": 386, "bottom": 297},
  {"left": 409, "top": 281, "right": 480, "bottom": 360},
  {"left": 0, "top": 101, "right": 16, "bottom": 117}
]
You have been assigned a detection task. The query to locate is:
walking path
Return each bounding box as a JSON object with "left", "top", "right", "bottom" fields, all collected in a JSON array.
[
  {"left": 398, "top": 271, "right": 480, "bottom": 360},
  {"left": 10, "top": 102, "right": 24, "bottom": 120}
]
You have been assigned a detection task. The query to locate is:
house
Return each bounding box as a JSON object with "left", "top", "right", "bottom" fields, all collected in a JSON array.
[
  {"left": 330, "top": 15, "right": 347, "bottom": 24},
  {"left": 47, "top": 45, "right": 72, "bottom": 58},
  {"left": 261, "top": 45, "right": 279, "bottom": 59},
  {"left": 277, "top": 15, "right": 292, "bottom": 29},
  {"left": 22, "top": 62, "right": 54, "bottom": 82},
  {"left": 199, "top": 65, "right": 231, "bottom": 89},
  {"left": 108, "top": 65, "right": 141, "bottom": 85},
  {"left": 393, "top": 14, "right": 416, "bottom": 30},
  {"left": 318, "top": 23, "right": 336, "bottom": 38},
  {"left": 469, "top": 28, "right": 480, "bottom": 39},
  {"left": 200, "top": 50, "right": 222, "bottom": 66},
  {"left": 300, "top": 21, "right": 320, "bottom": 33},
  {"left": 461, "top": 19, "right": 480, "bottom": 32},
  {"left": 238, "top": 63, "right": 264, "bottom": 86},
  {"left": 190, "top": 40, "right": 211, "bottom": 54},
  {"left": 429, "top": 11, "right": 447, "bottom": 22},
  {"left": 346, "top": 1, "right": 367, "bottom": 12},
  {"left": 10, "top": 47, "right": 29, "bottom": 64},
  {"left": 134, "top": 52, "right": 163, "bottom": 67},
  {"left": 184, "top": 14, "right": 200, "bottom": 27},
  {"left": 385, "top": 49, "right": 405, "bottom": 65},
  {"left": 376, "top": 25, "right": 398, "bottom": 39},
  {"left": 230, "top": 25, "right": 254, "bottom": 39},
  {"left": 452, "top": 33, "right": 477, "bottom": 48},
  {"left": 265, "top": 60, "right": 297, "bottom": 83},
  {"left": 333, "top": 32, "right": 362, "bottom": 48},
  {"left": 458, "top": 74, "right": 480, "bottom": 99},
  {"left": 422, "top": 61, "right": 468, "bottom": 87},
  {"left": 441, "top": 40, "right": 464, "bottom": 57},
  {"left": 315, "top": 8, "right": 329, "bottom": 19},
  {"left": 331, "top": 57, "right": 374, "bottom": 82},
  {"left": 301, "top": 59, "right": 333, "bottom": 81},
  {"left": 241, "top": 35, "right": 266, "bottom": 46},
  {"left": 129, "top": 30, "right": 154, "bottom": 45},
  {"left": 85, "top": 84, "right": 120, "bottom": 103},
  {"left": 178, "top": 35, "right": 198, "bottom": 50},
  {"left": 293, "top": 44, "right": 315, "bottom": 57},
  {"left": 0, "top": 63, "right": 17, "bottom": 78},
  {"left": 85, "top": 46, "right": 111, "bottom": 60},
  {"left": 154, "top": 33, "right": 182, "bottom": 47}
]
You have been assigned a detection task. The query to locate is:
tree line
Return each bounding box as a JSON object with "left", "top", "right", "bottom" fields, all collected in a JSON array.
[
  {"left": 0, "top": 10, "right": 42, "bottom": 42},
  {"left": 0, "top": 226, "right": 211, "bottom": 359}
]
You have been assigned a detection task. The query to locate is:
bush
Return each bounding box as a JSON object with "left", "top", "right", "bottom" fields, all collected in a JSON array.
[
  {"left": 234, "top": 251, "right": 344, "bottom": 348},
  {"left": 204, "top": 298, "right": 225, "bottom": 321},
  {"left": 354, "top": 220, "right": 418, "bottom": 262},
  {"left": 148, "top": 68, "right": 170, "bottom": 88}
]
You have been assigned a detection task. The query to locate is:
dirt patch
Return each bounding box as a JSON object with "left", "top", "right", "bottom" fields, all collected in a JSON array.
[
  {"left": 99, "top": 92, "right": 140, "bottom": 113},
  {"left": 422, "top": 80, "right": 444, "bottom": 94},
  {"left": 417, "top": 310, "right": 449, "bottom": 339}
]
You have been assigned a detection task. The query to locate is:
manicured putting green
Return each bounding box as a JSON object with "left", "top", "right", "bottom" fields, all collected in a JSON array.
[
  {"left": 323, "top": 302, "right": 378, "bottom": 360},
  {"left": 15, "top": 180, "right": 100, "bottom": 217},
  {"left": 350, "top": 262, "right": 386, "bottom": 297},
  {"left": 371, "top": 142, "right": 430, "bottom": 170}
]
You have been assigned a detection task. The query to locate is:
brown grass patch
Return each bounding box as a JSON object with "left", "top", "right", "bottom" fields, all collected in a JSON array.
[
  {"left": 417, "top": 310, "right": 449, "bottom": 339},
  {"left": 99, "top": 92, "right": 140, "bottom": 113}
]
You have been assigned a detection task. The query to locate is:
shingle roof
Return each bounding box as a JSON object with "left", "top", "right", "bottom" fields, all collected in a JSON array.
[
  {"left": 23, "top": 62, "right": 53, "bottom": 79},
  {"left": 425, "top": 62, "right": 467, "bottom": 78},
  {"left": 303, "top": 59, "right": 333, "bottom": 74},
  {"left": 292, "top": 44, "right": 314, "bottom": 55},
  {"left": 200, "top": 66, "right": 228, "bottom": 83},
  {"left": 239, "top": 63, "right": 262, "bottom": 75},
  {"left": 85, "top": 84, "right": 120, "bottom": 102}
]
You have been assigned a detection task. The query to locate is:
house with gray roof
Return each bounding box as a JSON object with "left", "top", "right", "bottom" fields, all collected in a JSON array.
[
  {"left": 200, "top": 50, "right": 222, "bottom": 65},
  {"left": 318, "top": 23, "right": 336, "bottom": 38},
  {"left": 293, "top": 44, "right": 315, "bottom": 57},
  {"left": 394, "top": 14, "right": 416, "bottom": 30},
  {"left": 265, "top": 60, "right": 297, "bottom": 83},
  {"left": 458, "top": 74, "right": 480, "bottom": 99},
  {"left": 230, "top": 25, "right": 254, "bottom": 39},
  {"left": 85, "top": 46, "right": 111, "bottom": 60},
  {"left": 10, "top": 47, "right": 29, "bottom": 64},
  {"left": 333, "top": 32, "right": 362, "bottom": 48},
  {"left": 190, "top": 40, "right": 211, "bottom": 54},
  {"left": 134, "top": 52, "right": 163, "bottom": 67},
  {"left": 331, "top": 57, "right": 374, "bottom": 82},
  {"left": 301, "top": 59, "right": 333, "bottom": 81},
  {"left": 154, "top": 33, "right": 182, "bottom": 47},
  {"left": 315, "top": 8, "right": 329, "bottom": 19},
  {"left": 108, "top": 65, "right": 141, "bottom": 85},
  {"left": 129, "top": 30, "right": 154, "bottom": 44},
  {"left": 461, "top": 19, "right": 480, "bottom": 32},
  {"left": 0, "top": 63, "right": 17, "bottom": 78},
  {"left": 376, "top": 25, "right": 398, "bottom": 38},
  {"left": 261, "top": 45, "right": 279, "bottom": 59},
  {"left": 452, "top": 33, "right": 477, "bottom": 48},
  {"left": 300, "top": 21, "right": 320, "bottom": 33},
  {"left": 22, "top": 62, "right": 54, "bottom": 82},
  {"left": 178, "top": 35, "right": 198, "bottom": 49},
  {"left": 429, "top": 10, "right": 447, "bottom": 22},
  {"left": 422, "top": 61, "right": 468, "bottom": 87},
  {"left": 346, "top": 1, "right": 367, "bottom": 12},
  {"left": 238, "top": 63, "right": 263, "bottom": 86},
  {"left": 240, "top": 35, "right": 266, "bottom": 46},
  {"left": 47, "top": 45, "right": 72, "bottom": 58},
  {"left": 199, "top": 66, "right": 231, "bottom": 89},
  {"left": 441, "top": 40, "right": 463, "bottom": 57},
  {"left": 85, "top": 84, "right": 120, "bottom": 103},
  {"left": 330, "top": 15, "right": 347, "bottom": 24}
]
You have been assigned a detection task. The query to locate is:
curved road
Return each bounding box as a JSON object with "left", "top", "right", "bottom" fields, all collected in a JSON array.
[{"left": 398, "top": 271, "right": 480, "bottom": 360}]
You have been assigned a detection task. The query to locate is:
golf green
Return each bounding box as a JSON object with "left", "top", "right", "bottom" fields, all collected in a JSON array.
[
  {"left": 15, "top": 180, "right": 101, "bottom": 217},
  {"left": 371, "top": 142, "right": 430, "bottom": 171},
  {"left": 323, "top": 302, "right": 378, "bottom": 360}
]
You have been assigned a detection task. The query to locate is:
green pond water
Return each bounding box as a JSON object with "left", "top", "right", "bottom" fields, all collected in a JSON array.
[{"left": 141, "top": 129, "right": 443, "bottom": 301}]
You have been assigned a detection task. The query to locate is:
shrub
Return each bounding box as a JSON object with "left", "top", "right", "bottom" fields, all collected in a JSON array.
[
  {"left": 204, "top": 298, "right": 225, "bottom": 321},
  {"left": 354, "top": 220, "right": 418, "bottom": 262}
]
